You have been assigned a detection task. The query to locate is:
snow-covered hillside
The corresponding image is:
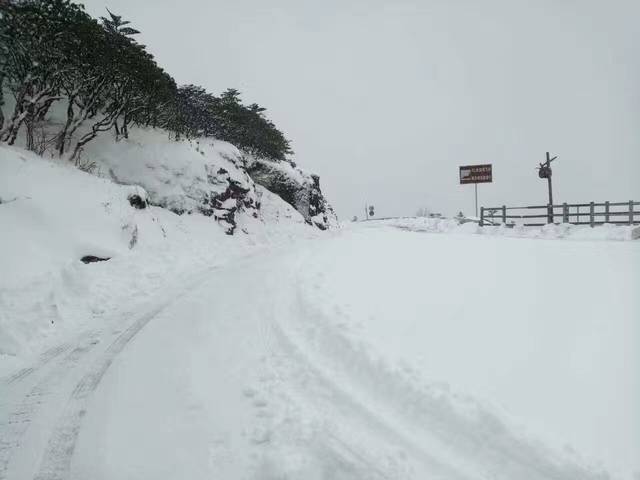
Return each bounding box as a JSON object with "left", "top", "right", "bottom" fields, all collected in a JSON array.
[
  {"left": 0, "top": 145, "right": 318, "bottom": 365},
  {"left": 82, "top": 127, "right": 337, "bottom": 233}
]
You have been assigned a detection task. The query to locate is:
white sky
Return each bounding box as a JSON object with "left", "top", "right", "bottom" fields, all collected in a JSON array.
[{"left": 82, "top": 0, "right": 640, "bottom": 219}]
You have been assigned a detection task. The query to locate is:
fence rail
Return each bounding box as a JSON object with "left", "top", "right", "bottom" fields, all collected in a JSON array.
[{"left": 480, "top": 201, "right": 640, "bottom": 227}]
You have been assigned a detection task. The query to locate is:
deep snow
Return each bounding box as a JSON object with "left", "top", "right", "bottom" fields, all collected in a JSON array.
[
  {"left": 34, "top": 226, "right": 640, "bottom": 480},
  {"left": 1, "top": 148, "right": 639, "bottom": 480},
  {"left": 0, "top": 145, "right": 316, "bottom": 367},
  {"left": 84, "top": 128, "right": 260, "bottom": 221}
]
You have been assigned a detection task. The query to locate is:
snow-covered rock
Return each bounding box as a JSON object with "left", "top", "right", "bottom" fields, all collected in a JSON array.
[
  {"left": 79, "top": 127, "right": 337, "bottom": 234},
  {"left": 247, "top": 157, "right": 338, "bottom": 230},
  {"left": 83, "top": 128, "right": 259, "bottom": 234}
]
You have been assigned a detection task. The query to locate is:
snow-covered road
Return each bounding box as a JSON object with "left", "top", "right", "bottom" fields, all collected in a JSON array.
[{"left": 1, "top": 224, "right": 638, "bottom": 480}]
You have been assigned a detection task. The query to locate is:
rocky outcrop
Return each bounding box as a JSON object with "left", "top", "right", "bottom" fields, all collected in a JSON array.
[
  {"left": 201, "top": 165, "right": 259, "bottom": 235},
  {"left": 247, "top": 158, "right": 337, "bottom": 230},
  {"left": 87, "top": 130, "right": 261, "bottom": 235},
  {"left": 127, "top": 193, "right": 148, "bottom": 209},
  {"left": 85, "top": 127, "right": 335, "bottom": 234}
]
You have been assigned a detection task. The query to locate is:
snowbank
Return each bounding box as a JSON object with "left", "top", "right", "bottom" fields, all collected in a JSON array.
[
  {"left": 375, "top": 216, "right": 638, "bottom": 241},
  {"left": 0, "top": 145, "right": 317, "bottom": 367}
]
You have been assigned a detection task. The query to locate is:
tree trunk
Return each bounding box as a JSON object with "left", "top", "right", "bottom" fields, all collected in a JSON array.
[
  {"left": 25, "top": 117, "right": 34, "bottom": 151},
  {"left": 0, "top": 75, "right": 5, "bottom": 131},
  {"left": 70, "top": 105, "right": 124, "bottom": 162},
  {"left": 56, "top": 97, "right": 76, "bottom": 156},
  {"left": 6, "top": 115, "right": 24, "bottom": 145},
  {"left": 0, "top": 88, "right": 27, "bottom": 142}
]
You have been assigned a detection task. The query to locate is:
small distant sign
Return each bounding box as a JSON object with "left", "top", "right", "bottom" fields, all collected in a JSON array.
[{"left": 459, "top": 164, "right": 492, "bottom": 184}]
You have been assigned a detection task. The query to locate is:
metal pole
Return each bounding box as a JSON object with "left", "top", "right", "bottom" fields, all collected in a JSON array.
[
  {"left": 364, "top": 203, "right": 369, "bottom": 221},
  {"left": 546, "top": 152, "right": 554, "bottom": 224},
  {"left": 475, "top": 183, "right": 478, "bottom": 218}
]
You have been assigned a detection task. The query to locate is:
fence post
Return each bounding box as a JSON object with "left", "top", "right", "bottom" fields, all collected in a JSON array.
[
  {"left": 630, "top": 200, "right": 634, "bottom": 225},
  {"left": 502, "top": 205, "right": 506, "bottom": 224},
  {"left": 605, "top": 201, "right": 610, "bottom": 223},
  {"left": 480, "top": 207, "right": 484, "bottom": 227},
  {"left": 589, "top": 202, "right": 595, "bottom": 227},
  {"left": 562, "top": 203, "right": 568, "bottom": 223}
]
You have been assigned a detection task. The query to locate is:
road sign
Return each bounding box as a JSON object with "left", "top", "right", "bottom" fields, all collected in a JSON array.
[{"left": 459, "top": 164, "right": 493, "bottom": 184}]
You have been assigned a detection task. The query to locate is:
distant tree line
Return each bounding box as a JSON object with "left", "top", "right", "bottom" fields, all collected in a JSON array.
[{"left": 0, "top": 0, "right": 292, "bottom": 161}]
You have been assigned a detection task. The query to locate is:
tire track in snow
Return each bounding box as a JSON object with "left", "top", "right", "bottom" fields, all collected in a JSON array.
[
  {"left": 32, "top": 304, "right": 174, "bottom": 480},
  {"left": 2, "top": 343, "right": 73, "bottom": 386},
  {"left": 268, "top": 313, "right": 470, "bottom": 480},
  {"left": 32, "top": 266, "right": 220, "bottom": 480},
  {"left": 0, "top": 332, "right": 101, "bottom": 480},
  {"left": 278, "top": 265, "right": 607, "bottom": 480}
]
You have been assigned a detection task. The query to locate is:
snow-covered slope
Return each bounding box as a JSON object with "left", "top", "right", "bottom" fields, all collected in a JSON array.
[
  {"left": 83, "top": 128, "right": 260, "bottom": 234},
  {"left": 0, "top": 145, "right": 316, "bottom": 365}
]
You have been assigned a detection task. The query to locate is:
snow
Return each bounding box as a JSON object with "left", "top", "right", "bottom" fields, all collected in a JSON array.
[
  {"left": 249, "top": 156, "right": 308, "bottom": 186},
  {"left": 83, "top": 128, "right": 257, "bottom": 216},
  {"left": 1, "top": 147, "right": 638, "bottom": 480},
  {"left": 304, "top": 224, "right": 640, "bottom": 478},
  {"left": 379, "top": 216, "right": 638, "bottom": 241},
  {"left": 0, "top": 145, "right": 314, "bottom": 365},
  {"left": 62, "top": 225, "right": 638, "bottom": 480}
]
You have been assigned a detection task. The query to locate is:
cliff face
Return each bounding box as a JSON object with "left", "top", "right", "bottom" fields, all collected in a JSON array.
[{"left": 247, "top": 158, "right": 338, "bottom": 231}]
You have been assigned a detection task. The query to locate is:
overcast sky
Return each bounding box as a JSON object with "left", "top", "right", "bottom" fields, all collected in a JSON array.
[{"left": 82, "top": 0, "right": 640, "bottom": 219}]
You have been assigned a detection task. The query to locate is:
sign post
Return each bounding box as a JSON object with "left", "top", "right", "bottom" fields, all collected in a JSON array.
[
  {"left": 459, "top": 164, "right": 493, "bottom": 218},
  {"left": 474, "top": 184, "right": 478, "bottom": 217}
]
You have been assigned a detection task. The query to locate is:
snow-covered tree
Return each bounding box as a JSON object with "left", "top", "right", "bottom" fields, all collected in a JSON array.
[{"left": 0, "top": 0, "right": 292, "bottom": 162}]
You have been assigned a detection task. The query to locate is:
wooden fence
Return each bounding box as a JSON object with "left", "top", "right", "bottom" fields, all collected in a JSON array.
[{"left": 480, "top": 201, "right": 640, "bottom": 227}]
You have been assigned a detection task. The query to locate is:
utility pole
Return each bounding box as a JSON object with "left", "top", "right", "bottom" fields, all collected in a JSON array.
[{"left": 537, "top": 152, "right": 557, "bottom": 224}]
